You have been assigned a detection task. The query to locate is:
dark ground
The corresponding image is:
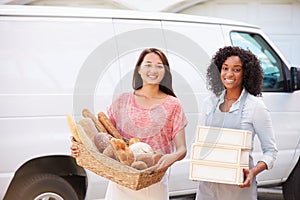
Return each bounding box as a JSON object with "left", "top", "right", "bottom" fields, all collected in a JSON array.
[{"left": 170, "top": 187, "right": 284, "bottom": 200}]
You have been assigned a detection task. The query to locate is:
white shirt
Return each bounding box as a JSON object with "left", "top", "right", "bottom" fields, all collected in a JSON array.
[{"left": 199, "top": 89, "right": 278, "bottom": 169}]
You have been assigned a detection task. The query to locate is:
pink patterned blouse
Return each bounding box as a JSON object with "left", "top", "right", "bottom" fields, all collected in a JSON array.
[{"left": 107, "top": 92, "right": 187, "bottom": 154}]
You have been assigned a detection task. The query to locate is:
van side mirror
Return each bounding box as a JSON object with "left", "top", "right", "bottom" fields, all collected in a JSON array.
[{"left": 291, "top": 67, "right": 300, "bottom": 91}]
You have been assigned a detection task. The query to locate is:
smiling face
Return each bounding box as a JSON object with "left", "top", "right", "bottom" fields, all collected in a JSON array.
[
  {"left": 220, "top": 56, "right": 243, "bottom": 91},
  {"left": 138, "top": 52, "right": 165, "bottom": 85}
]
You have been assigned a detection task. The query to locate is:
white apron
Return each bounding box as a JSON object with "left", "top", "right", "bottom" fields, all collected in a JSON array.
[
  {"left": 104, "top": 170, "right": 169, "bottom": 200},
  {"left": 196, "top": 93, "right": 257, "bottom": 200}
]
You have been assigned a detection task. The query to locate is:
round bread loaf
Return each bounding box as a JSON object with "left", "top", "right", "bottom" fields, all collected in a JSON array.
[
  {"left": 129, "top": 142, "right": 153, "bottom": 154},
  {"left": 94, "top": 132, "right": 110, "bottom": 153}
]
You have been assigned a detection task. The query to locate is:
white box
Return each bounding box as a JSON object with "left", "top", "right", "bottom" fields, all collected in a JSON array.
[
  {"left": 195, "top": 126, "right": 252, "bottom": 149},
  {"left": 189, "top": 126, "right": 252, "bottom": 185},
  {"left": 189, "top": 160, "right": 248, "bottom": 185},
  {"left": 191, "top": 143, "right": 250, "bottom": 165}
]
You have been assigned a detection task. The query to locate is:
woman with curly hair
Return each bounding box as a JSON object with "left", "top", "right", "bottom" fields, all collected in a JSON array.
[{"left": 195, "top": 46, "right": 277, "bottom": 200}]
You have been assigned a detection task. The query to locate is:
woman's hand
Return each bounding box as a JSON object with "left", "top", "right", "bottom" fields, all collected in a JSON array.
[
  {"left": 239, "top": 161, "right": 267, "bottom": 188},
  {"left": 239, "top": 168, "right": 254, "bottom": 188},
  {"left": 156, "top": 129, "right": 187, "bottom": 171},
  {"left": 156, "top": 154, "right": 177, "bottom": 171},
  {"left": 70, "top": 136, "right": 79, "bottom": 157}
]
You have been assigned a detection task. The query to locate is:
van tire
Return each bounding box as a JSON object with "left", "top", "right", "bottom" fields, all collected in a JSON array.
[
  {"left": 4, "top": 173, "right": 79, "bottom": 200},
  {"left": 283, "top": 158, "right": 300, "bottom": 200}
]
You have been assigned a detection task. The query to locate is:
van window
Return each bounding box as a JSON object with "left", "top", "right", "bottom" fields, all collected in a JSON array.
[{"left": 230, "top": 32, "right": 284, "bottom": 91}]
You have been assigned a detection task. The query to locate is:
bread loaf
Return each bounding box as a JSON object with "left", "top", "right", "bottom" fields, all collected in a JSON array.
[
  {"left": 66, "top": 114, "right": 80, "bottom": 142},
  {"left": 135, "top": 153, "right": 155, "bottom": 167},
  {"left": 78, "top": 118, "right": 98, "bottom": 141},
  {"left": 152, "top": 152, "right": 163, "bottom": 165},
  {"left": 110, "top": 138, "right": 134, "bottom": 166},
  {"left": 82, "top": 108, "right": 107, "bottom": 133},
  {"left": 129, "top": 137, "right": 141, "bottom": 146},
  {"left": 129, "top": 142, "right": 153, "bottom": 154},
  {"left": 103, "top": 144, "right": 117, "bottom": 160},
  {"left": 98, "top": 112, "right": 124, "bottom": 140},
  {"left": 94, "top": 132, "right": 110, "bottom": 153},
  {"left": 131, "top": 161, "right": 148, "bottom": 170},
  {"left": 76, "top": 124, "right": 99, "bottom": 153}
]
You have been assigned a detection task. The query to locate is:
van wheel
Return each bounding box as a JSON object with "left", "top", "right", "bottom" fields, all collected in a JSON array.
[
  {"left": 283, "top": 159, "right": 300, "bottom": 200},
  {"left": 5, "top": 173, "right": 79, "bottom": 200}
]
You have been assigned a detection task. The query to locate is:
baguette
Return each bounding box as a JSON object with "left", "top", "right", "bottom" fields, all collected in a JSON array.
[
  {"left": 82, "top": 108, "right": 107, "bottom": 133},
  {"left": 67, "top": 114, "right": 81, "bottom": 142},
  {"left": 97, "top": 112, "right": 123, "bottom": 140}
]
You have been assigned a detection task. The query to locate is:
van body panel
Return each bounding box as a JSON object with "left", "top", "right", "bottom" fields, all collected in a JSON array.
[{"left": 0, "top": 5, "right": 257, "bottom": 27}]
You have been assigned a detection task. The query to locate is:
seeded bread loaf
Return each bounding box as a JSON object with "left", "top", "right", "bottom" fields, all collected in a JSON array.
[{"left": 94, "top": 132, "right": 110, "bottom": 153}]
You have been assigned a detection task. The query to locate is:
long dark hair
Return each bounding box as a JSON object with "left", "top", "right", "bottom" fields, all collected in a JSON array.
[{"left": 132, "top": 48, "right": 176, "bottom": 97}]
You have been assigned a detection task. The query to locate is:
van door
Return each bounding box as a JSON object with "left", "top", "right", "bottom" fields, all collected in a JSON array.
[
  {"left": 160, "top": 20, "right": 226, "bottom": 195},
  {"left": 221, "top": 25, "right": 300, "bottom": 186}
]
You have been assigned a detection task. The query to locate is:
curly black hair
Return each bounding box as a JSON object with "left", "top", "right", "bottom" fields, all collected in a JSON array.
[{"left": 206, "top": 46, "right": 263, "bottom": 97}]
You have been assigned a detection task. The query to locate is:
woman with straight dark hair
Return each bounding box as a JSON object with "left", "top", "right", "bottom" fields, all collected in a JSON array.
[{"left": 72, "top": 47, "right": 187, "bottom": 200}]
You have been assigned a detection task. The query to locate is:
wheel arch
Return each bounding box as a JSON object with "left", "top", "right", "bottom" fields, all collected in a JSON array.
[{"left": 4, "top": 155, "right": 87, "bottom": 200}]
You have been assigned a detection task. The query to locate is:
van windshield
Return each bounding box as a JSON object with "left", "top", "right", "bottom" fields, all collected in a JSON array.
[{"left": 230, "top": 31, "right": 284, "bottom": 91}]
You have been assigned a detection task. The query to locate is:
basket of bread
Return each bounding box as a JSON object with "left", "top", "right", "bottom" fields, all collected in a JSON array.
[{"left": 67, "top": 108, "right": 167, "bottom": 190}]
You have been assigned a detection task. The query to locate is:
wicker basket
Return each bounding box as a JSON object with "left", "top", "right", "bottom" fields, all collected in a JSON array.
[{"left": 72, "top": 140, "right": 167, "bottom": 190}]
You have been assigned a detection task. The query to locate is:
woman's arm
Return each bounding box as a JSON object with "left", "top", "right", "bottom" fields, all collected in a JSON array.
[
  {"left": 156, "top": 129, "right": 187, "bottom": 171},
  {"left": 240, "top": 99, "right": 278, "bottom": 188}
]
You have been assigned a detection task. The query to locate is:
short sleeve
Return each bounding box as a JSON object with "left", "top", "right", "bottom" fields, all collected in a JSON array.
[
  {"left": 107, "top": 104, "right": 116, "bottom": 127},
  {"left": 171, "top": 99, "right": 188, "bottom": 139}
]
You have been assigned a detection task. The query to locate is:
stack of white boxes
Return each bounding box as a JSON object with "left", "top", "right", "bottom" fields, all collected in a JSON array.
[{"left": 189, "top": 126, "right": 252, "bottom": 185}]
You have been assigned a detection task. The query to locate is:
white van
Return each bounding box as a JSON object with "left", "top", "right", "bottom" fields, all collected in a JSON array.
[{"left": 1, "top": 5, "right": 299, "bottom": 200}]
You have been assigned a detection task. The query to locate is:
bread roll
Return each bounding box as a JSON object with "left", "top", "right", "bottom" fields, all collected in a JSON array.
[
  {"left": 131, "top": 161, "right": 148, "bottom": 170},
  {"left": 103, "top": 145, "right": 117, "bottom": 160},
  {"left": 129, "top": 137, "right": 141, "bottom": 146},
  {"left": 152, "top": 152, "right": 163, "bottom": 165},
  {"left": 110, "top": 138, "right": 134, "bottom": 166},
  {"left": 135, "top": 153, "right": 154, "bottom": 167}
]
